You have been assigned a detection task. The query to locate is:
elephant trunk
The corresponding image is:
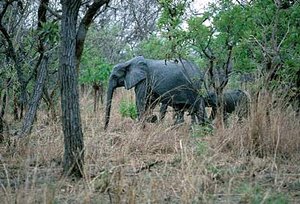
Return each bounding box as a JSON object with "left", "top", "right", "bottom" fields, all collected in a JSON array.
[{"left": 104, "top": 79, "right": 116, "bottom": 130}]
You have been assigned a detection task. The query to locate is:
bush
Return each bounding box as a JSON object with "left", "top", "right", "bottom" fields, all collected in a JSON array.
[{"left": 119, "top": 99, "right": 138, "bottom": 120}]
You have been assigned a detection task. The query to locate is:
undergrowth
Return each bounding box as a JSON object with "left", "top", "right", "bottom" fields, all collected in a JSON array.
[{"left": 0, "top": 89, "right": 299, "bottom": 203}]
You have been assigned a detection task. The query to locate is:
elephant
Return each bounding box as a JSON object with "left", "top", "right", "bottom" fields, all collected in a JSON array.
[
  {"left": 159, "top": 102, "right": 203, "bottom": 125},
  {"left": 104, "top": 56, "right": 207, "bottom": 129},
  {"left": 204, "top": 89, "right": 250, "bottom": 121}
]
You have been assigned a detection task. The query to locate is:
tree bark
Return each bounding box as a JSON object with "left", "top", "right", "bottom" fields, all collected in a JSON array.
[
  {"left": 60, "top": 0, "right": 84, "bottom": 178},
  {"left": 43, "top": 86, "right": 57, "bottom": 120},
  {"left": 0, "top": 1, "right": 28, "bottom": 115},
  {"left": 19, "top": 55, "right": 49, "bottom": 137},
  {"left": 18, "top": 0, "right": 50, "bottom": 137},
  {"left": 0, "top": 91, "right": 7, "bottom": 143}
]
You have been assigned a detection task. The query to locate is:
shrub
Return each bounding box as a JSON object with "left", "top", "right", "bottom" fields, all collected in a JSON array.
[{"left": 119, "top": 99, "right": 138, "bottom": 120}]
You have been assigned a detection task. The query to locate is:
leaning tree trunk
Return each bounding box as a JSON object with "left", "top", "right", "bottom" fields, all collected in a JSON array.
[
  {"left": 19, "top": 55, "right": 48, "bottom": 137},
  {"left": 0, "top": 11, "right": 28, "bottom": 119},
  {"left": 18, "top": 0, "right": 50, "bottom": 137},
  {"left": 0, "top": 91, "right": 7, "bottom": 143},
  {"left": 60, "top": 0, "right": 84, "bottom": 178}
]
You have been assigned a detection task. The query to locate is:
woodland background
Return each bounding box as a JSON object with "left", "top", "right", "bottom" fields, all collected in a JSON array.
[{"left": 0, "top": 0, "right": 299, "bottom": 203}]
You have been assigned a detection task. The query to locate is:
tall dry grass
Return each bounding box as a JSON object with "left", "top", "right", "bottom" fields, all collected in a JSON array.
[
  {"left": 0, "top": 88, "right": 299, "bottom": 203},
  {"left": 216, "top": 91, "right": 300, "bottom": 159}
]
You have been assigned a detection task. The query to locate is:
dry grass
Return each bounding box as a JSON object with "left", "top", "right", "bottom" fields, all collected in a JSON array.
[{"left": 0, "top": 89, "right": 299, "bottom": 203}]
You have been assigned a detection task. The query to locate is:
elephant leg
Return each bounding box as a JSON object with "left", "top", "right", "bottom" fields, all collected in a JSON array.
[
  {"left": 159, "top": 103, "right": 168, "bottom": 121},
  {"left": 146, "top": 114, "right": 158, "bottom": 123},
  {"left": 145, "top": 94, "right": 160, "bottom": 122},
  {"left": 174, "top": 109, "right": 184, "bottom": 125},
  {"left": 209, "top": 107, "right": 217, "bottom": 121},
  {"left": 191, "top": 113, "right": 197, "bottom": 124},
  {"left": 134, "top": 82, "right": 147, "bottom": 121}
]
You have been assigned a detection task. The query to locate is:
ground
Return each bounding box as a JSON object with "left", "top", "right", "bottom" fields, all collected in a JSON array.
[{"left": 0, "top": 88, "right": 299, "bottom": 203}]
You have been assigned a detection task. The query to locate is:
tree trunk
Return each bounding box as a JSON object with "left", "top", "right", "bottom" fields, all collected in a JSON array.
[
  {"left": 0, "top": 91, "right": 7, "bottom": 143},
  {"left": 43, "top": 87, "right": 57, "bottom": 120},
  {"left": 215, "top": 88, "right": 225, "bottom": 129},
  {"left": 0, "top": 20, "right": 28, "bottom": 119},
  {"left": 75, "top": 0, "right": 110, "bottom": 73},
  {"left": 13, "top": 93, "right": 20, "bottom": 121},
  {"left": 60, "top": 0, "right": 84, "bottom": 178},
  {"left": 93, "top": 83, "right": 100, "bottom": 113},
  {"left": 19, "top": 55, "right": 48, "bottom": 137},
  {"left": 17, "top": 0, "right": 50, "bottom": 137}
]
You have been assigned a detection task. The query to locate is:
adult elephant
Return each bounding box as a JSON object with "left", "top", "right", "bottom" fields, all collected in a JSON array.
[
  {"left": 204, "top": 89, "right": 250, "bottom": 121},
  {"left": 104, "top": 56, "right": 206, "bottom": 129}
]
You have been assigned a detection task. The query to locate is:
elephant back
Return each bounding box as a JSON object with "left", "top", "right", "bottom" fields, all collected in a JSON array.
[{"left": 146, "top": 59, "right": 204, "bottom": 91}]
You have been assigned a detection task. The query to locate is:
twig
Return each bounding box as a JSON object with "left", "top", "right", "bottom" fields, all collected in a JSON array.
[
  {"left": 277, "top": 21, "right": 290, "bottom": 51},
  {"left": 134, "top": 160, "right": 163, "bottom": 173}
]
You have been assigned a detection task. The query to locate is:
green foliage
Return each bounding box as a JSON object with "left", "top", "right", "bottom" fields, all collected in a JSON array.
[
  {"left": 79, "top": 55, "right": 111, "bottom": 86},
  {"left": 185, "top": 0, "right": 300, "bottom": 90},
  {"left": 157, "top": 0, "right": 192, "bottom": 59},
  {"left": 119, "top": 99, "right": 138, "bottom": 120},
  {"left": 79, "top": 36, "right": 112, "bottom": 86},
  {"left": 191, "top": 124, "right": 213, "bottom": 138},
  {"left": 195, "top": 141, "right": 208, "bottom": 156},
  {"left": 235, "top": 0, "right": 300, "bottom": 87},
  {"left": 37, "top": 21, "right": 60, "bottom": 46},
  {"left": 136, "top": 36, "right": 167, "bottom": 59}
]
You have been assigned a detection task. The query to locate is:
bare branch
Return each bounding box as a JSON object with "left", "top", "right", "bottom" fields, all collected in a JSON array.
[
  {"left": 235, "top": 0, "right": 246, "bottom": 8},
  {"left": 204, "top": 27, "right": 216, "bottom": 52},
  {"left": 277, "top": 21, "right": 290, "bottom": 51},
  {"left": 76, "top": 0, "right": 110, "bottom": 70},
  {"left": 250, "top": 35, "right": 273, "bottom": 59},
  {"left": 43, "top": 3, "right": 62, "bottom": 19},
  {"left": 0, "top": 1, "right": 10, "bottom": 23}
]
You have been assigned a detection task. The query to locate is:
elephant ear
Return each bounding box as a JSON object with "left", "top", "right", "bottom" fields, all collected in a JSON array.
[{"left": 124, "top": 58, "right": 147, "bottom": 90}]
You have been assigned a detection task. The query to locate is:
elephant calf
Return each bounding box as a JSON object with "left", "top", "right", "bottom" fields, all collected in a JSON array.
[{"left": 205, "top": 89, "right": 250, "bottom": 121}]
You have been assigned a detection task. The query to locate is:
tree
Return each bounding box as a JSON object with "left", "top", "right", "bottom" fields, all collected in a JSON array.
[
  {"left": 60, "top": 0, "right": 110, "bottom": 178},
  {"left": 0, "top": 0, "right": 29, "bottom": 120},
  {"left": 186, "top": 1, "right": 243, "bottom": 127},
  {"left": 79, "top": 47, "right": 111, "bottom": 111},
  {"left": 59, "top": 0, "right": 83, "bottom": 177},
  {"left": 19, "top": 0, "right": 52, "bottom": 137},
  {"left": 157, "top": 0, "right": 191, "bottom": 59}
]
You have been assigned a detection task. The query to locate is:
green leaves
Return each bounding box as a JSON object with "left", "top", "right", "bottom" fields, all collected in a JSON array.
[
  {"left": 79, "top": 55, "right": 111, "bottom": 86},
  {"left": 37, "top": 21, "right": 59, "bottom": 46},
  {"left": 119, "top": 99, "right": 138, "bottom": 120},
  {"left": 157, "top": 0, "right": 192, "bottom": 59},
  {"left": 139, "top": 0, "right": 299, "bottom": 91}
]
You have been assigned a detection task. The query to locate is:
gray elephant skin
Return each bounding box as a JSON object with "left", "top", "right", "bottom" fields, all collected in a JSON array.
[
  {"left": 205, "top": 89, "right": 250, "bottom": 121},
  {"left": 104, "top": 56, "right": 206, "bottom": 129}
]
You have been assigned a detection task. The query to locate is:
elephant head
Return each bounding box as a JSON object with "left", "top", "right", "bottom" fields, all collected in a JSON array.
[
  {"left": 104, "top": 56, "right": 147, "bottom": 130},
  {"left": 204, "top": 89, "right": 250, "bottom": 121}
]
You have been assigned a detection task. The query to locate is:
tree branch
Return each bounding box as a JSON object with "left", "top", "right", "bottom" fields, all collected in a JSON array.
[
  {"left": 43, "top": 3, "right": 62, "bottom": 19},
  {"left": 277, "top": 21, "right": 290, "bottom": 51},
  {"left": 75, "top": 0, "right": 110, "bottom": 71}
]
